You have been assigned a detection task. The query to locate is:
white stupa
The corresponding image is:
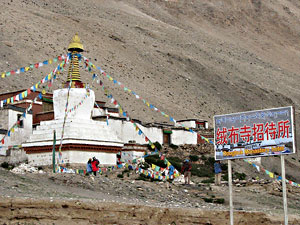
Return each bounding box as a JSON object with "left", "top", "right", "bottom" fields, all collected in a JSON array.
[{"left": 23, "top": 34, "right": 123, "bottom": 166}]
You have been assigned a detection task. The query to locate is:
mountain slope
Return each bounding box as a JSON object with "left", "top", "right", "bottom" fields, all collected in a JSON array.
[{"left": 0, "top": 0, "right": 299, "bottom": 148}]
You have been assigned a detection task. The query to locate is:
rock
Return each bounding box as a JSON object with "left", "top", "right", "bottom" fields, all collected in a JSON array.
[{"left": 2, "top": 41, "right": 13, "bottom": 47}]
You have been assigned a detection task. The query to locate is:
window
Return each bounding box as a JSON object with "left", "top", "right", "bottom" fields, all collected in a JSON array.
[{"left": 17, "top": 114, "right": 24, "bottom": 128}]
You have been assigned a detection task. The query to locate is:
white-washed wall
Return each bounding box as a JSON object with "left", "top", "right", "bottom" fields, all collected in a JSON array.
[
  {"left": 28, "top": 152, "right": 55, "bottom": 166},
  {"left": 8, "top": 109, "right": 33, "bottom": 146},
  {"left": 92, "top": 108, "right": 105, "bottom": 117},
  {"left": 176, "top": 121, "right": 196, "bottom": 128},
  {"left": 171, "top": 129, "right": 197, "bottom": 145},
  {"left": 28, "top": 151, "right": 117, "bottom": 166},
  {"left": 53, "top": 88, "right": 95, "bottom": 120},
  {"left": 68, "top": 151, "right": 116, "bottom": 165},
  {"left": 0, "top": 109, "right": 32, "bottom": 155},
  {"left": 108, "top": 119, "right": 163, "bottom": 144}
]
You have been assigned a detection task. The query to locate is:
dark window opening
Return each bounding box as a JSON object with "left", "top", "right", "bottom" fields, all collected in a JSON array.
[{"left": 17, "top": 114, "right": 24, "bottom": 128}]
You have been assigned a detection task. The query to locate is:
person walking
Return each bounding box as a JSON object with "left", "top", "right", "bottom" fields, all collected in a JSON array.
[
  {"left": 91, "top": 157, "right": 100, "bottom": 176},
  {"left": 86, "top": 158, "right": 92, "bottom": 175},
  {"left": 181, "top": 159, "right": 192, "bottom": 185},
  {"left": 214, "top": 160, "right": 222, "bottom": 186}
]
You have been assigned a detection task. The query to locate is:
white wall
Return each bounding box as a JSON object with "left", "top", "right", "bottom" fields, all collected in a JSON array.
[
  {"left": 53, "top": 88, "right": 95, "bottom": 120},
  {"left": 8, "top": 109, "right": 33, "bottom": 145},
  {"left": 171, "top": 129, "right": 197, "bottom": 145},
  {"left": 176, "top": 121, "right": 196, "bottom": 128},
  {"left": 92, "top": 107, "right": 105, "bottom": 117},
  {"left": 0, "top": 109, "right": 32, "bottom": 156},
  {"left": 28, "top": 150, "right": 117, "bottom": 166},
  {"left": 68, "top": 151, "right": 116, "bottom": 165},
  {"left": 108, "top": 119, "right": 163, "bottom": 144}
]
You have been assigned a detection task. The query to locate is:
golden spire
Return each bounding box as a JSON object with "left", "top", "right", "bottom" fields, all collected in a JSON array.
[
  {"left": 68, "top": 33, "right": 84, "bottom": 52},
  {"left": 66, "top": 33, "right": 84, "bottom": 88}
]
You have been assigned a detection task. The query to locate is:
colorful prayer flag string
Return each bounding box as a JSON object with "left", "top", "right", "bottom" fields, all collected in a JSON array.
[
  {"left": 82, "top": 57, "right": 212, "bottom": 144},
  {"left": 0, "top": 54, "right": 67, "bottom": 79},
  {"left": 0, "top": 58, "right": 69, "bottom": 147},
  {"left": 244, "top": 159, "right": 300, "bottom": 188}
]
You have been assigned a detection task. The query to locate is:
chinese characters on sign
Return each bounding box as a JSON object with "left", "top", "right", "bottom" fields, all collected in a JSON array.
[
  {"left": 214, "top": 107, "right": 295, "bottom": 160},
  {"left": 216, "top": 120, "right": 290, "bottom": 145}
]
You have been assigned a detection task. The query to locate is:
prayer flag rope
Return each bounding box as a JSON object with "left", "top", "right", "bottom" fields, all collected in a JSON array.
[
  {"left": 85, "top": 64, "right": 179, "bottom": 175},
  {"left": 0, "top": 54, "right": 69, "bottom": 108},
  {"left": 82, "top": 57, "right": 212, "bottom": 144},
  {"left": 244, "top": 159, "right": 300, "bottom": 188},
  {"left": 89, "top": 72, "right": 159, "bottom": 151},
  {"left": 1, "top": 54, "right": 67, "bottom": 79},
  {"left": 58, "top": 54, "right": 74, "bottom": 163},
  {"left": 0, "top": 59, "right": 68, "bottom": 146}
]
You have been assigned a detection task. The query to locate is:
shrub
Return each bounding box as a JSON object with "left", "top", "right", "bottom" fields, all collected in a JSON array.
[
  {"left": 154, "top": 142, "right": 162, "bottom": 151},
  {"left": 117, "top": 174, "right": 124, "bottom": 179},
  {"left": 214, "top": 198, "right": 225, "bottom": 204},
  {"left": 0, "top": 162, "right": 9, "bottom": 169},
  {"left": 191, "top": 164, "right": 214, "bottom": 177},
  {"left": 135, "top": 174, "right": 149, "bottom": 181},
  {"left": 201, "top": 177, "right": 214, "bottom": 183},
  {"left": 234, "top": 172, "right": 246, "bottom": 180},
  {"left": 168, "top": 156, "right": 182, "bottom": 163},
  {"left": 203, "top": 198, "right": 213, "bottom": 203},
  {"left": 145, "top": 155, "right": 166, "bottom": 168},
  {"left": 169, "top": 144, "right": 178, "bottom": 149},
  {"left": 8, "top": 165, "right": 14, "bottom": 170},
  {"left": 147, "top": 141, "right": 162, "bottom": 151},
  {"left": 167, "top": 158, "right": 182, "bottom": 172},
  {"left": 206, "top": 157, "right": 215, "bottom": 167},
  {"left": 221, "top": 163, "right": 228, "bottom": 172},
  {"left": 201, "top": 155, "right": 207, "bottom": 160},
  {"left": 189, "top": 155, "right": 199, "bottom": 162}
]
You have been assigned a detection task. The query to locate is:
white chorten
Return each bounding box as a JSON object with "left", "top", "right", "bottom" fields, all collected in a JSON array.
[{"left": 23, "top": 34, "right": 123, "bottom": 166}]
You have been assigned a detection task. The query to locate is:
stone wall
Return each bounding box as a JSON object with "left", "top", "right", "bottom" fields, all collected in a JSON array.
[{"left": 0, "top": 148, "right": 28, "bottom": 164}]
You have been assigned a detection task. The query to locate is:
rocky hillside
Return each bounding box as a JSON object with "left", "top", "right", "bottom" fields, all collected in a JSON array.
[{"left": 1, "top": 0, "right": 300, "bottom": 146}]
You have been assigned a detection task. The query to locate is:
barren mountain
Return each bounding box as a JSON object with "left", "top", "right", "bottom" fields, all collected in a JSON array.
[{"left": 0, "top": 0, "right": 300, "bottom": 147}]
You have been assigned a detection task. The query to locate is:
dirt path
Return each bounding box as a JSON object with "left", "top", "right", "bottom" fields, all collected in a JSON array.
[
  {"left": 1, "top": 197, "right": 300, "bottom": 225},
  {"left": 1, "top": 167, "right": 300, "bottom": 224}
]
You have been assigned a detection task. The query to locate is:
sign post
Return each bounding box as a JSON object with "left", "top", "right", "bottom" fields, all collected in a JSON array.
[
  {"left": 281, "top": 155, "right": 288, "bottom": 225},
  {"left": 214, "top": 106, "right": 296, "bottom": 225},
  {"left": 228, "top": 159, "right": 234, "bottom": 225}
]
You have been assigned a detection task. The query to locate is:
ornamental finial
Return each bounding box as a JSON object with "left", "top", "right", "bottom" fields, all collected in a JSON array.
[{"left": 68, "top": 33, "right": 84, "bottom": 52}]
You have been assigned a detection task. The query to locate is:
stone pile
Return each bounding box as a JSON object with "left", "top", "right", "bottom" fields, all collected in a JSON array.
[{"left": 11, "top": 163, "right": 44, "bottom": 174}]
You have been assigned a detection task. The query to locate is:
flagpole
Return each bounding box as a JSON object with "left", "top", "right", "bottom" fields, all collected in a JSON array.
[
  {"left": 281, "top": 155, "right": 288, "bottom": 225},
  {"left": 52, "top": 130, "right": 56, "bottom": 173}
]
